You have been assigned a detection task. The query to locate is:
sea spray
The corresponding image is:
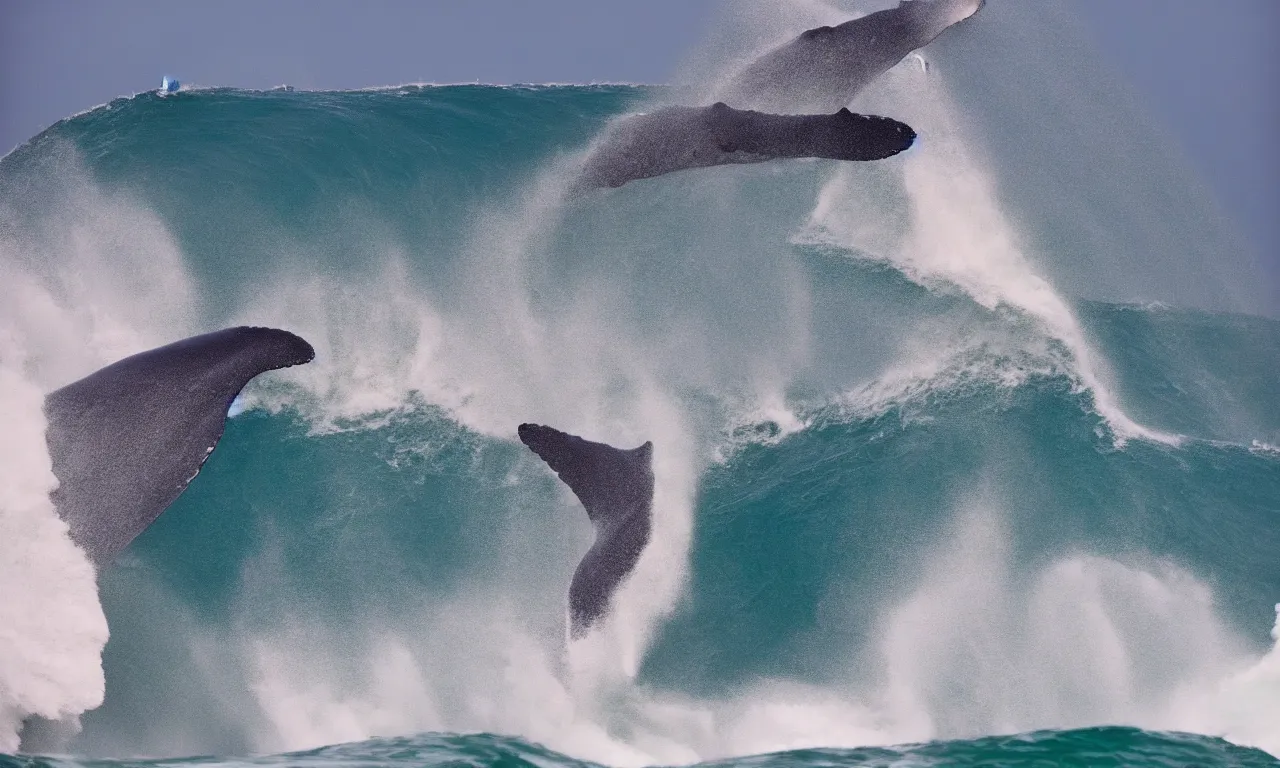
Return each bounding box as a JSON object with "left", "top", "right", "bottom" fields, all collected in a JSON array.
[
  {"left": 875, "top": 495, "right": 1250, "bottom": 739},
  {"left": 0, "top": 337, "right": 107, "bottom": 751},
  {"left": 796, "top": 62, "right": 1175, "bottom": 446},
  {"left": 1169, "top": 604, "right": 1280, "bottom": 756},
  {"left": 0, "top": 148, "right": 201, "bottom": 751}
]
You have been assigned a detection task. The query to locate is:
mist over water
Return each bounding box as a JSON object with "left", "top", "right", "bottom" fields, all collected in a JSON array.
[{"left": 0, "top": 1, "right": 1277, "bottom": 766}]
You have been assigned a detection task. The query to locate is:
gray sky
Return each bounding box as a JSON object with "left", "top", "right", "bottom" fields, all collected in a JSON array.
[
  {"left": 1, "top": 0, "right": 1276, "bottom": 299},
  {"left": 1072, "top": 0, "right": 1279, "bottom": 305}
]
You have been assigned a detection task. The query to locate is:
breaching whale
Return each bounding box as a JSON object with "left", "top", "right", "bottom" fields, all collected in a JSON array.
[
  {"left": 517, "top": 423, "right": 654, "bottom": 637},
  {"left": 720, "top": 0, "right": 985, "bottom": 113},
  {"left": 578, "top": 101, "right": 916, "bottom": 189},
  {"left": 44, "top": 326, "right": 315, "bottom": 566}
]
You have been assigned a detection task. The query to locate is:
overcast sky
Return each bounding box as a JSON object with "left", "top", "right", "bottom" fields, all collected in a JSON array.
[
  {"left": 1073, "top": 0, "right": 1279, "bottom": 305},
  {"left": 1, "top": 0, "right": 1276, "bottom": 297}
]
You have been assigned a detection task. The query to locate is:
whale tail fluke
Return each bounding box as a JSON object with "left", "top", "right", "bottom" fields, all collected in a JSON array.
[{"left": 517, "top": 423, "right": 654, "bottom": 636}]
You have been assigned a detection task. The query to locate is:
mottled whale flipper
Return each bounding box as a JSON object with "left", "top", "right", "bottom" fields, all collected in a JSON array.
[
  {"left": 722, "top": 0, "right": 985, "bottom": 113},
  {"left": 44, "top": 327, "right": 316, "bottom": 566},
  {"left": 578, "top": 103, "right": 915, "bottom": 189},
  {"left": 517, "top": 423, "right": 654, "bottom": 638}
]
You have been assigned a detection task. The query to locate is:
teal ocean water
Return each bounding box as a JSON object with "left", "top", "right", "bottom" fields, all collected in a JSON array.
[{"left": 1, "top": 6, "right": 1278, "bottom": 767}]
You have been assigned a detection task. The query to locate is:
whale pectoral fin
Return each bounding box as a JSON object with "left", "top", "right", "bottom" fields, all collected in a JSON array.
[
  {"left": 518, "top": 423, "right": 654, "bottom": 635},
  {"left": 581, "top": 104, "right": 914, "bottom": 189},
  {"left": 44, "top": 327, "right": 315, "bottom": 566}
]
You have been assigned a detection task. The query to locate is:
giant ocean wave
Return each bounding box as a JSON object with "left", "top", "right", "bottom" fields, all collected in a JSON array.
[{"left": 1, "top": 2, "right": 1277, "bottom": 766}]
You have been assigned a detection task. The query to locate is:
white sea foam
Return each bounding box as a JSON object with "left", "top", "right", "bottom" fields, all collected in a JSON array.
[
  {"left": 0, "top": 149, "right": 197, "bottom": 750},
  {"left": 1250, "top": 440, "right": 1280, "bottom": 457},
  {"left": 1164, "top": 604, "right": 1280, "bottom": 756},
  {"left": 861, "top": 495, "right": 1280, "bottom": 757},
  {"left": 0, "top": 337, "right": 107, "bottom": 752}
]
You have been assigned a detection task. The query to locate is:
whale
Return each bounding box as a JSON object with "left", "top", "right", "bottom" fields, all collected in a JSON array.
[
  {"left": 517, "top": 423, "right": 654, "bottom": 637},
  {"left": 577, "top": 101, "right": 916, "bottom": 189},
  {"left": 720, "top": 0, "right": 985, "bottom": 113},
  {"left": 44, "top": 326, "right": 315, "bottom": 566}
]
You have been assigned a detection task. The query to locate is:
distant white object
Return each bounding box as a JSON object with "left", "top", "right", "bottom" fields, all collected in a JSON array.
[
  {"left": 161, "top": 76, "right": 180, "bottom": 93},
  {"left": 910, "top": 53, "right": 929, "bottom": 73}
]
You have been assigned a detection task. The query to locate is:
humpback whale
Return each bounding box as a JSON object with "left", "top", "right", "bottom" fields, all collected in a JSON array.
[
  {"left": 517, "top": 423, "right": 654, "bottom": 637},
  {"left": 44, "top": 326, "right": 315, "bottom": 566},
  {"left": 720, "top": 0, "right": 985, "bottom": 113},
  {"left": 578, "top": 102, "right": 915, "bottom": 189}
]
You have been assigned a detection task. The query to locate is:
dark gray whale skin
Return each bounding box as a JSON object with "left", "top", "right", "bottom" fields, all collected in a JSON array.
[
  {"left": 517, "top": 423, "right": 654, "bottom": 638},
  {"left": 578, "top": 102, "right": 916, "bottom": 190},
  {"left": 720, "top": 0, "right": 985, "bottom": 113},
  {"left": 44, "top": 326, "right": 315, "bottom": 567}
]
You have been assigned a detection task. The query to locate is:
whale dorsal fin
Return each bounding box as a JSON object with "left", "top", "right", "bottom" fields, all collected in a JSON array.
[{"left": 44, "top": 327, "right": 315, "bottom": 566}]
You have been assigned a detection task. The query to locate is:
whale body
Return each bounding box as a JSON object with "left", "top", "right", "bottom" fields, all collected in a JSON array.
[
  {"left": 579, "top": 102, "right": 915, "bottom": 189},
  {"left": 720, "top": 0, "right": 985, "bottom": 113},
  {"left": 518, "top": 423, "right": 654, "bottom": 637},
  {"left": 44, "top": 326, "right": 315, "bottom": 566}
]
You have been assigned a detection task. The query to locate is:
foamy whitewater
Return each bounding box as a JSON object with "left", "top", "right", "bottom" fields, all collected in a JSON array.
[{"left": 1, "top": 2, "right": 1277, "bottom": 767}]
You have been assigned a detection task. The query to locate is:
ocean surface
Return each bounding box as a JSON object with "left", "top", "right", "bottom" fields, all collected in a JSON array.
[{"left": 1, "top": 3, "right": 1277, "bottom": 767}]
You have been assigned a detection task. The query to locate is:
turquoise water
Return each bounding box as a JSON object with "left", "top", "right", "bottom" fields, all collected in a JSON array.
[
  {"left": 1, "top": 728, "right": 1276, "bottom": 768},
  {"left": 1, "top": 24, "right": 1277, "bottom": 768}
]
